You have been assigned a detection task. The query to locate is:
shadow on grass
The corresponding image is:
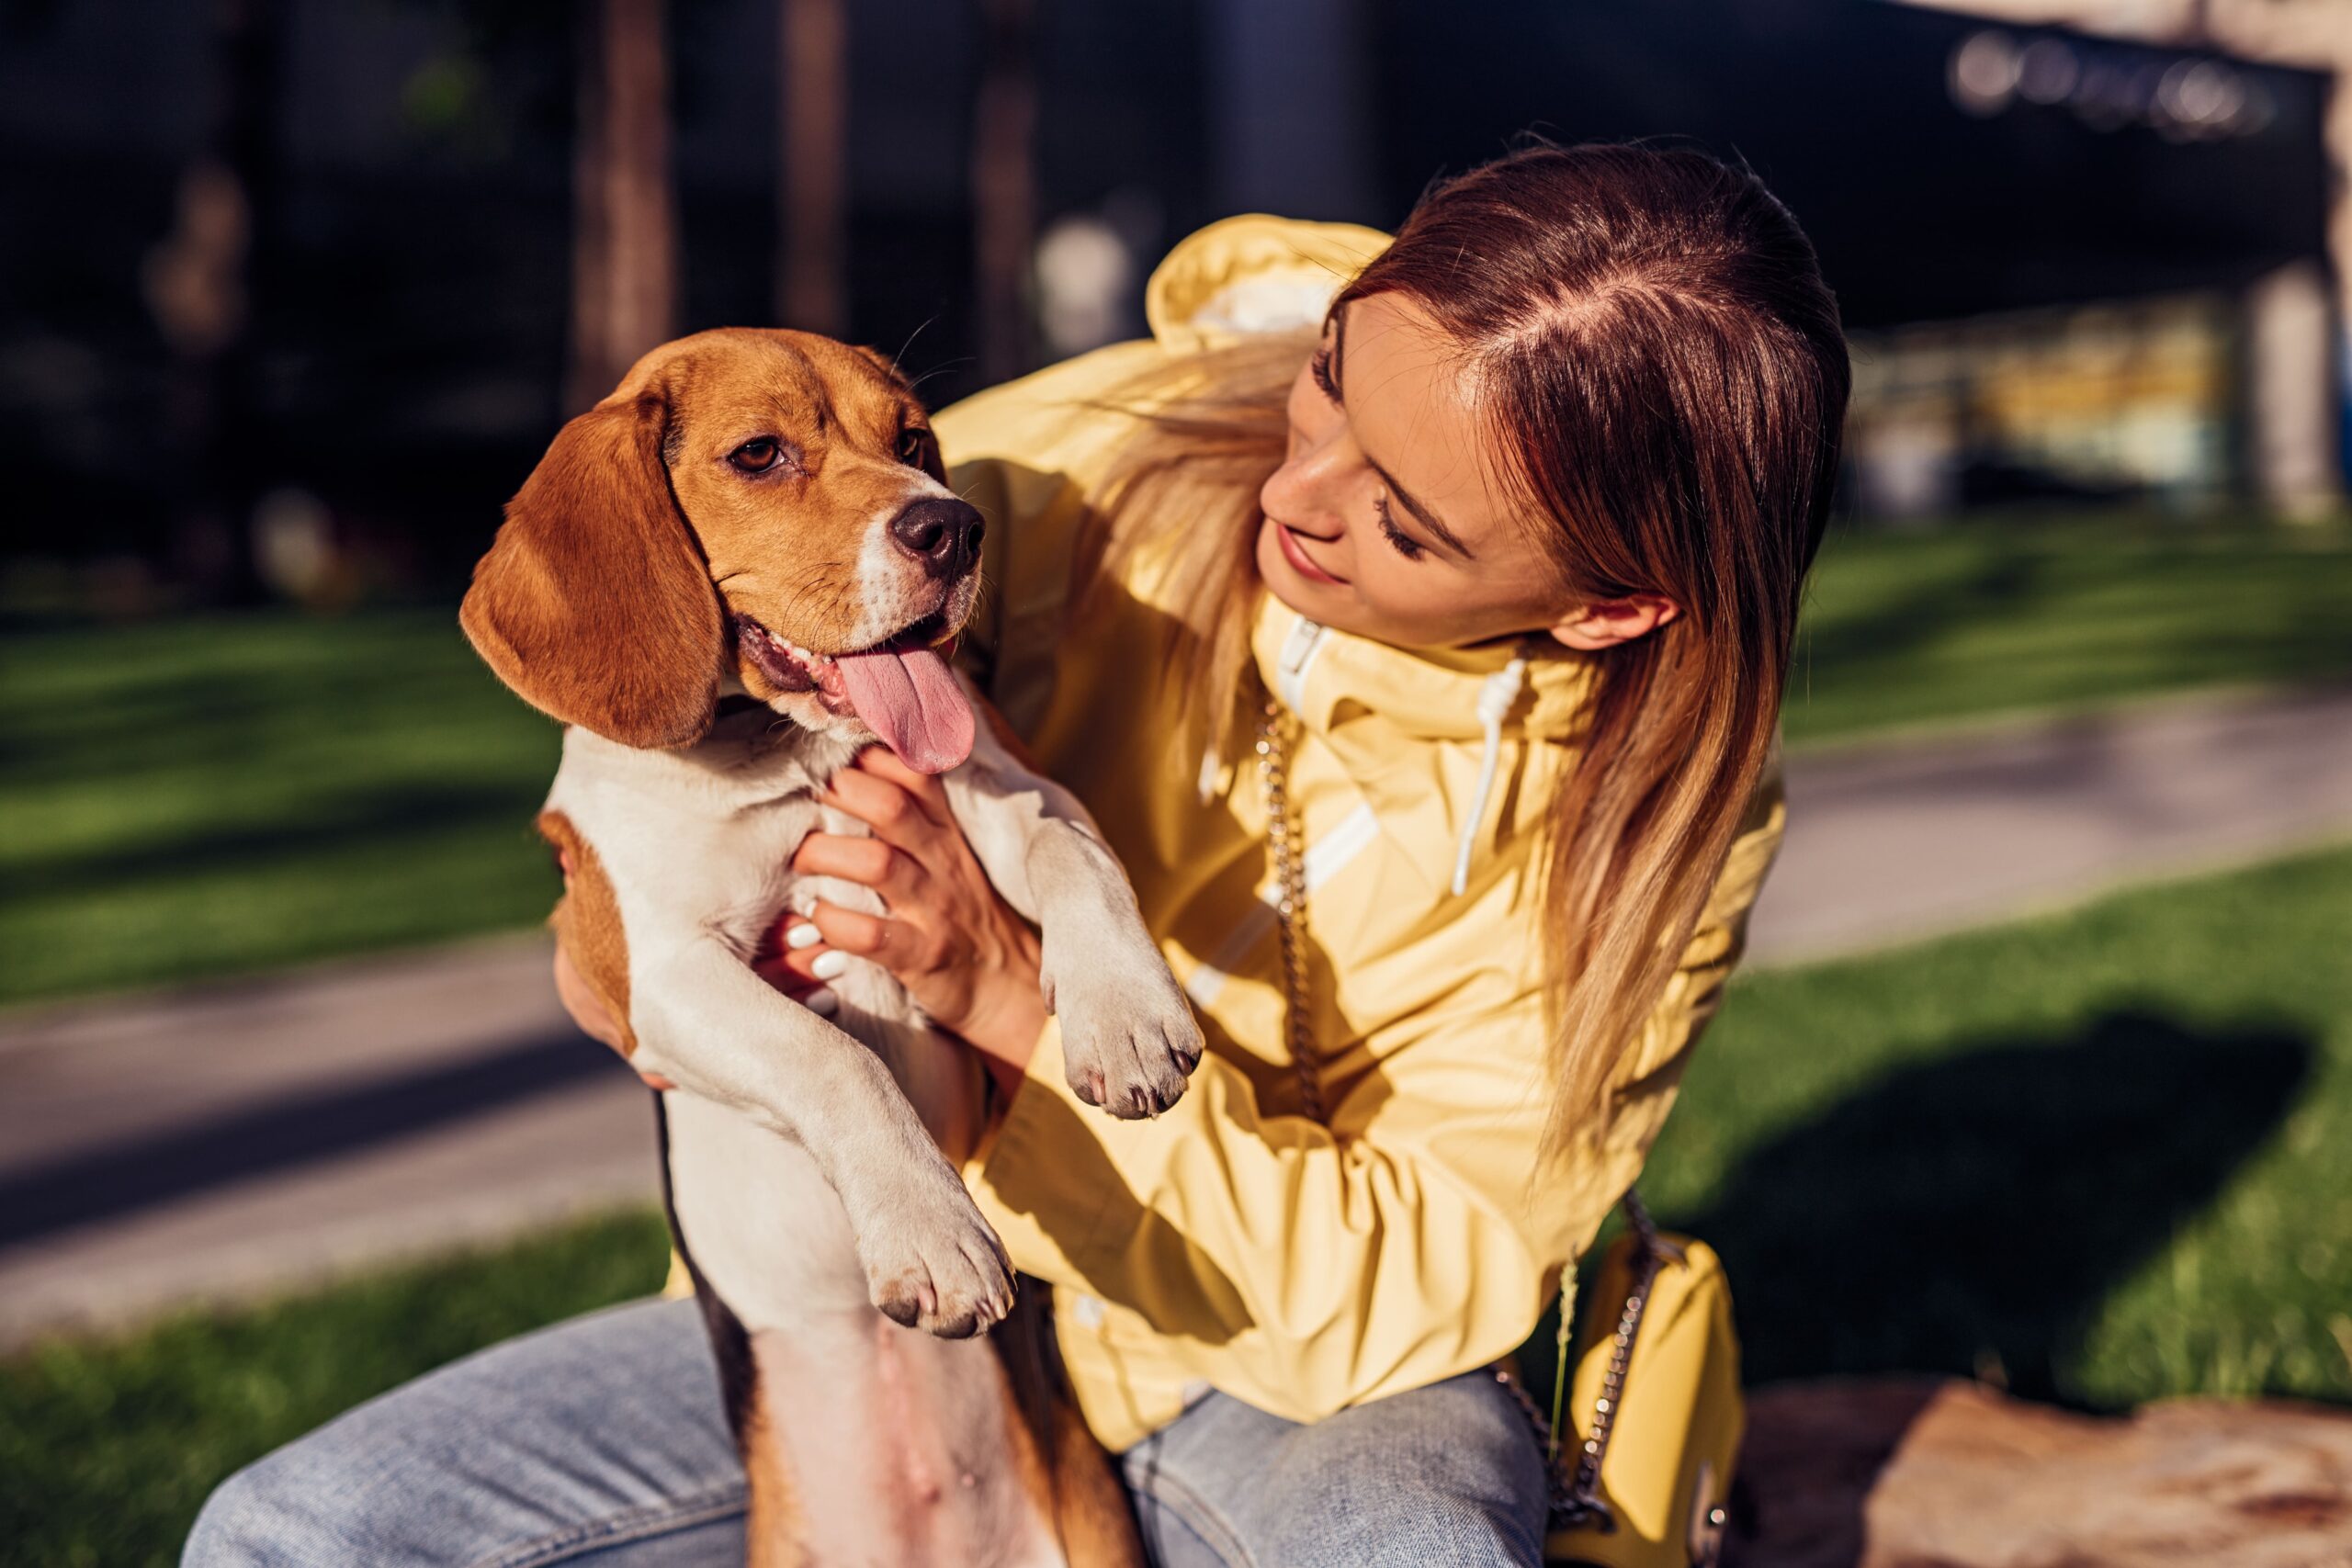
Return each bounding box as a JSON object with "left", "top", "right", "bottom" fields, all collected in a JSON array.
[
  {"left": 0, "top": 1032, "right": 631, "bottom": 1248},
  {"left": 1797, "top": 545, "right": 2045, "bottom": 679},
  {"left": 1, "top": 780, "right": 544, "bottom": 898},
  {"left": 1690, "top": 1009, "right": 2312, "bottom": 1399}
]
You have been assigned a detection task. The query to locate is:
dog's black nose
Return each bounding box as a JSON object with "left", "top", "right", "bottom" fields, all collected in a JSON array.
[{"left": 888, "top": 498, "right": 984, "bottom": 581}]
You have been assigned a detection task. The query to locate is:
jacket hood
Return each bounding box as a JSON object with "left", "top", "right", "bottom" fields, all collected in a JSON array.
[
  {"left": 1249, "top": 596, "right": 1600, "bottom": 899},
  {"left": 1144, "top": 214, "right": 1393, "bottom": 354}
]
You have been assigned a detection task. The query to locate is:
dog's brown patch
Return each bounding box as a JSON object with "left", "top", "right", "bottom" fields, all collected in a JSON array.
[
  {"left": 462, "top": 391, "right": 725, "bottom": 750},
  {"left": 538, "top": 810, "right": 635, "bottom": 1056},
  {"left": 740, "top": 1359, "right": 813, "bottom": 1568},
  {"left": 1047, "top": 1390, "right": 1145, "bottom": 1565},
  {"left": 996, "top": 1286, "right": 1147, "bottom": 1566}
]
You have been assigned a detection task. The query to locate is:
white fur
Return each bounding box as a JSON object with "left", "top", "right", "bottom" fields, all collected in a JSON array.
[
  {"left": 846, "top": 468, "right": 961, "bottom": 651},
  {"left": 849, "top": 508, "right": 910, "bottom": 651},
  {"left": 549, "top": 682, "right": 1200, "bottom": 1564}
]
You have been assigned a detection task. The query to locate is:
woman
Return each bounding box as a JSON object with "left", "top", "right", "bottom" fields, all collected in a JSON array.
[{"left": 187, "top": 141, "right": 1847, "bottom": 1567}]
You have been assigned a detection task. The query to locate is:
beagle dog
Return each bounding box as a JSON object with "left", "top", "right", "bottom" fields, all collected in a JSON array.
[{"left": 460, "top": 328, "right": 1203, "bottom": 1565}]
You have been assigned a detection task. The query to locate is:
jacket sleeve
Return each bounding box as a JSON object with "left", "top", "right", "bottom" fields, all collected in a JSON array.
[{"left": 967, "top": 776, "right": 1786, "bottom": 1423}]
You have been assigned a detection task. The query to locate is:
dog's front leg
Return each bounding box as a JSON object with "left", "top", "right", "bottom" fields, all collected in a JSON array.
[
  {"left": 631, "top": 938, "right": 1015, "bottom": 1337},
  {"left": 944, "top": 734, "right": 1204, "bottom": 1121}
]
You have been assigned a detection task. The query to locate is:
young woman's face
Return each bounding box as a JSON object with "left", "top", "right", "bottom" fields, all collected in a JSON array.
[{"left": 1257, "top": 293, "right": 1586, "bottom": 650}]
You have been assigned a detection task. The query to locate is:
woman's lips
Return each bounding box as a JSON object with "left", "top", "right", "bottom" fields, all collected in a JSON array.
[{"left": 1272, "top": 520, "right": 1346, "bottom": 586}]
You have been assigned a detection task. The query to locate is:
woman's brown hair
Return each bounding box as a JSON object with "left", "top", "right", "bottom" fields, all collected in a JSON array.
[{"left": 1084, "top": 141, "right": 1849, "bottom": 1152}]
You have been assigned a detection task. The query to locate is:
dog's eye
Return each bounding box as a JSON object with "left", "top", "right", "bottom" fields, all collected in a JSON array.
[
  {"left": 897, "top": 427, "right": 936, "bottom": 470},
  {"left": 729, "top": 438, "right": 783, "bottom": 473}
]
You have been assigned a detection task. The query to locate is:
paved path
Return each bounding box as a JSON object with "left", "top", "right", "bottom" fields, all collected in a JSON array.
[
  {"left": 1749, "top": 685, "right": 2352, "bottom": 964},
  {"left": 3, "top": 687, "right": 2347, "bottom": 1347},
  {"left": 0, "top": 936, "right": 646, "bottom": 1344}
]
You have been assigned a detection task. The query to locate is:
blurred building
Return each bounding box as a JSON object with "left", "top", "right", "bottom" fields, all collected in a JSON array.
[
  {"left": 1348, "top": 0, "right": 2342, "bottom": 523},
  {"left": 1886, "top": 1, "right": 2350, "bottom": 517},
  {"left": 0, "top": 0, "right": 2340, "bottom": 605},
  {"left": 1849, "top": 294, "right": 2236, "bottom": 517}
]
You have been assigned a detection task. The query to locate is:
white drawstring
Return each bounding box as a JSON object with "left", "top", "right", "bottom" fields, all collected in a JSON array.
[{"left": 1452, "top": 653, "right": 1527, "bottom": 897}]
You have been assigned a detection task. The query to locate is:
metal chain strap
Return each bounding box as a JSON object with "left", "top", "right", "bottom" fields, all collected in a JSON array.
[
  {"left": 1253, "top": 681, "right": 1666, "bottom": 1538},
  {"left": 1494, "top": 1190, "right": 1669, "bottom": 1532},
  {"left": 1254, "top": 695, "right": 1324, "bottom": 1123}
]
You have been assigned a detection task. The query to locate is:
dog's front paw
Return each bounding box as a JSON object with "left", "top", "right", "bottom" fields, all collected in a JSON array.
[
  {"left": 859, "top": 1179, "right": 1016, "bottom": 1339},
  {"left": 1049, "top": 957, "right": 1205, "bottom": 1121}
]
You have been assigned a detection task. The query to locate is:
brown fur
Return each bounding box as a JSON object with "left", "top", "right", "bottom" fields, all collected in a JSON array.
[
  {"left": 1047, "top": 1391, "right": 1144, "bottom": 1563},
  {"left": 740, "top": 1397, "right": 812, "bottom": 1568},
  {"left": 995, "top": 1287, "right": 1147, "bottom": 1564},
  {"left": 537, "top": 810, "right": 636, "bottom": 1057},
  {"left": 461, "top": 389, "right": 724, "bottom": 749},
  {"left": 460, "top": 328, "right": 949, "bottom": 744}
]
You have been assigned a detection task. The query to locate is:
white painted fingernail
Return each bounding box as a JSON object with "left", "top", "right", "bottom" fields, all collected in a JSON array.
[
  {"left": 804, "top": 987, "right": 839, "bottom": 1017},
  {"left": 811, "top": 950, "right": 850, "bottom": 981},
  {"left": 786, "top": 922, "right": 823, "bottom": 951}
]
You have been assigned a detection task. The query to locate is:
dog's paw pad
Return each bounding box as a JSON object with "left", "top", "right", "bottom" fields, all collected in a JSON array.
[
  {"left": 863, "top": 1208, "right": 1014, "bottom": 1339},
  {"left": 1059, "top": 990, "right": 1206, "bottom": 1122}
]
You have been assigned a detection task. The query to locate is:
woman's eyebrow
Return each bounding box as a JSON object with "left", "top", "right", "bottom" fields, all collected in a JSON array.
[
  {"left": 1370, "top": 458, "right": 1476, "bottom": 559},
  {"left": 1330, "top": 304, "right": 1476, "bottom": 560}
]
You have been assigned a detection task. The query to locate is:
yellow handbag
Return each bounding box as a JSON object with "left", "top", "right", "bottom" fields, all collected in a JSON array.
[
  {"left": 1254, "top": 696, "right": 1742, "bottom": 1566},
  {"left": 1506, "top": 1192, "right": 1743, "bottom": 1568}
]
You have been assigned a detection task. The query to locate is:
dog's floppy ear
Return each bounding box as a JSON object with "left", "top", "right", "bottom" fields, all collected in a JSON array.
[{"left": 460, "top": 389, "right": 724, "bottom": 749}]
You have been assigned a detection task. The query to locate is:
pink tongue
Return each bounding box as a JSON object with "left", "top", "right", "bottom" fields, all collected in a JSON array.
[{"left": 833, "top": 645, "right": 975, "bottom": 773}]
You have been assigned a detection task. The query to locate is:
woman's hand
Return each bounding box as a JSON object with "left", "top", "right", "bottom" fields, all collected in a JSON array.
[
  {"left": 776, "top": 747, "right": 1047, "bottom": 1094},
  {"left": 550, "top": 746, "right": 1047, "bottom": 1100}
]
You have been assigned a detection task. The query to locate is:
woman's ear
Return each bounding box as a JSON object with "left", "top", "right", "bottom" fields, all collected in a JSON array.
[
  {"left": 1548, "top": 593, "right": 1680, "bottom": 651},
  {"left": 459, "top": 390, "right": 725, "bottom": 748}
]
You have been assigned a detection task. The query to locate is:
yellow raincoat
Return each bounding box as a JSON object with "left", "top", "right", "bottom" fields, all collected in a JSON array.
[{"left": 937, "top": 215, "right": 1787, "bottom": 1450}]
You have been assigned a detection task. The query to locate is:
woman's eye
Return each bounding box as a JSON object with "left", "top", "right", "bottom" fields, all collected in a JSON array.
[
  {"left": 1308, "top": 345, "right": 1340, "bottom": 403},
  {"left": 728, "top": 438, "right": 782, "bottom": 473},
  {"left": 897, "top": 427, "right": 935, "bottom": 469},
  {"left": 1375, "top": 496, "right": 1425, "bottom": 560}
]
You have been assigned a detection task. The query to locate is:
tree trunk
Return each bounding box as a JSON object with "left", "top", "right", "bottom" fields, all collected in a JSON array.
[
  {"left": 776, "top": 0, "right": 849, "bottom": 335},
  {"left": 142, "top": 0, "right": 288, "bottom": 604},
  {"left": 571, "top": 0, "right": 681, "bottom": 413},
  {"left": 970, "top": 0, "right": 1037, "bottom": 385}
]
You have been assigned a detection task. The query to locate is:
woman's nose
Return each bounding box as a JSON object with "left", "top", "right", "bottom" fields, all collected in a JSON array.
[{"left": 1263, "top": 423, "right": 1355, "bottom": 535}]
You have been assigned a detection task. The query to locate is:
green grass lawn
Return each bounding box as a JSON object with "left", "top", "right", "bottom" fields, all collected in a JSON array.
[
  {"left": 1782, "top": 511, "right": 2352, "bottom": 742},
  {"left": 0, "top": 609, "right": 561, "bottom": 1007},
  {"left": 3, "top": 512, "right": 2347, "bottom": 1008},
  {"left": 0, "top": 1213, "right": 671, "bottom": 1568},
  {"left": 7, "top": 847, "right": 2347, "bottom": 1566},
  {"left": 1641, "top": 845, "right": 2352, "bottom": 1409}
]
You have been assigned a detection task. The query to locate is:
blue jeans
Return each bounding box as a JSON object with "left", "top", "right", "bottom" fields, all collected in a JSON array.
[{"left": 184, "top": 1297, "right": 1548, "bottom": 1567}]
